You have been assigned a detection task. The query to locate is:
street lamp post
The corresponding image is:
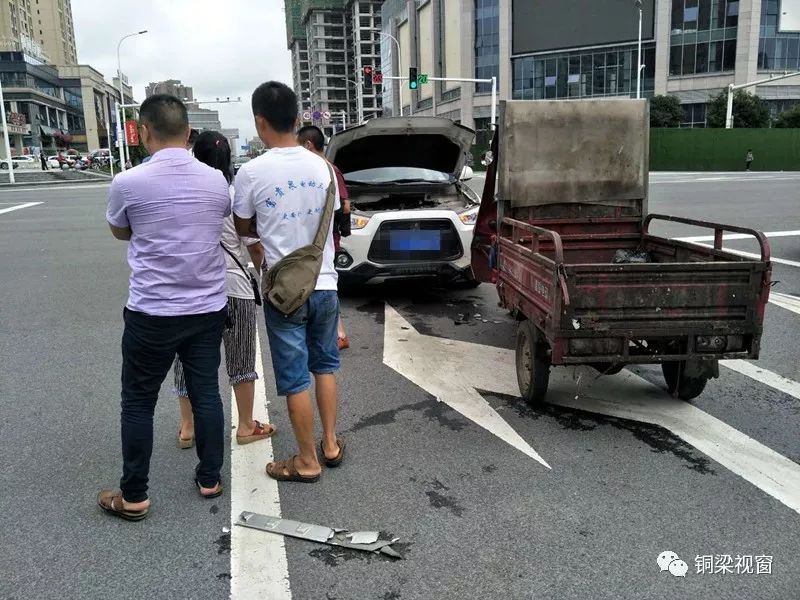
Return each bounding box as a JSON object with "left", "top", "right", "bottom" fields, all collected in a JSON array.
[
  {"left": 345, "top": 79, "right": 363, "bottom": 125},
  {"left": 378, "top": 31, "right": 403, "bottom": 117},
  {"left": 635, "top": 0, "right": 643, "bottom": 99},
  {"left": 0, "top": 77, "right": 15, "bottom": 184},
  {"left": 117, "top": 30, "right": 148, "bottom": 171}
]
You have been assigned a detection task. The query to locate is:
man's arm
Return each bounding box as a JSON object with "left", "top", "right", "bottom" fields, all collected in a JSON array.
[
  {"left": 246, "top": 241, "right": 265, "bottom": 275},
  {"left": 234, "top": 214, "right": 258, "bottom": 237},
  {"left": 109, "top": 224, "right": 132, "bottom": 240},
  {"left": 232, "top": 168, "right": 258, "bottom": 237}
]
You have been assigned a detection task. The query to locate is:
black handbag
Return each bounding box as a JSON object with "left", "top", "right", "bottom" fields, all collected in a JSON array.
[{"left": 220, "top": 241, "right": 262, "bottom": 306}]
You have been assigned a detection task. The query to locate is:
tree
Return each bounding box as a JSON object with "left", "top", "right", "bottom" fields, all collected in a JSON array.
[
  {"left": 774, "top": 105, "right": 800, "bottom": 128},
  {"left": 649, "top": 95, "right": 683, "bottom": 128},
  {"left": 706, "top": 89, "right": 770, "bottom": 128}
]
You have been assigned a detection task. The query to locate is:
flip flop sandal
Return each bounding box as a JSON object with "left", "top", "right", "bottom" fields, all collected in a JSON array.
[
  {"left": 195, "top": 479, "right": 223, "bottom": 499},
  {"left": 97, "top": 489, "right": 149, "bottom": 522},
  {"left": 236, "top": 420, "right": 276, "bottom": 445},
  {"left": 266, "top": 456, "right": 321, "bottom": 483},
  {"left": 320, "top": 438, "right": 346, "bottom": 468},
  {"left": 177, "top": 430, "right": 194, "bottom": 449}
]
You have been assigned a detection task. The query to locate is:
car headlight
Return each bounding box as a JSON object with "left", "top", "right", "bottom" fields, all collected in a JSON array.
[
  {"left": 351, "top": 212, "right": 371, "bottom": 230},
  {"left": 458, "top": 206, "right": 479, "bottom": 225}
]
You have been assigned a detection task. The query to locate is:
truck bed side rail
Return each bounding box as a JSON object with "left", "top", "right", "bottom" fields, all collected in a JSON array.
[{"left": 643, "top": 213, "right": 771, "bottom": 263}]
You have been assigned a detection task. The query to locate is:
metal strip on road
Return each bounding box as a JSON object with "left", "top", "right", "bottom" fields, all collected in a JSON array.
[
  {"left": 382, "top": 303, "right": 800, "bottom": 515},
  {"left": 230, "top": 328, "right": 292, "bottom": 600},
  {"left": 0, "top": 201, "right": 42, "bottom": 215}
]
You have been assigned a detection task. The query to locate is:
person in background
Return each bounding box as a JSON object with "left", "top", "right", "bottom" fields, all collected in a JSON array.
[
  {"left": 745, "top": 149, "right": 754, "bottom": 172},
  {"left": 99, "top": 94, "right": 231, "bottom": 521},
  {"left": 188, "top": 128, "right": 200, "bottom": 153},
  {"left": 39, "top": 150, "right": 48, "bottom": 170},
  {"left": 297, "top": 124, "right": 351, "bottom": 350},
  {"left": 234, "top": 81, "right": 344, "bottom": 483},
  {"left": 173, "top": 130, "right": 274, "bottom": 449}
]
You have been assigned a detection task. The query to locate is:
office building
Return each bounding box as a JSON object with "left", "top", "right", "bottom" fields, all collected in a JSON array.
[
  {"left": 145, "top": 79, "right": 195, "bottom": 101},
  {"left": 0, "top": 0, "right": 78, "bottom": 65},
  {"left": 187, "top": 105, "right": 222, "bottom": 132},
  {"left": 284, "top": 0, "right": 383, "bottom": 132},
  {"left": 221, "top": 127, "right": 240, "bottom": 156},
  {"left": 380, "top": 0, "right": 800, "bottom": 133},
  {"left": 57, "top": 64, "right": 120, "bottom": 150}
]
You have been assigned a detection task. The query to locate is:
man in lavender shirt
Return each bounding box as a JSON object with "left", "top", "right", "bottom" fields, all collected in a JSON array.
[{"left": 98, "top": 95, "right": 231, "bottom": 521}]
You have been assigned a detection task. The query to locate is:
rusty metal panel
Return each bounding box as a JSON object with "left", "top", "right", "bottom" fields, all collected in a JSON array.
[{"left": 498, "top": 100, "right": 649, "bottom": 214}]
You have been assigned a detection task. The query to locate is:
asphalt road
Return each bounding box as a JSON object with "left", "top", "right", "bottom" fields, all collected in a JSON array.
[{"left": 0, "top": 173, "right": 798, "bottom": 600}]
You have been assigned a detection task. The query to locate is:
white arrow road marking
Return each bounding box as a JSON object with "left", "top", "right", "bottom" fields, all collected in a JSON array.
[
  {"left": 769, "top": 291, "right": 800, "bottom": 317},
  {"left": 0, "top": 201, "right": 42, "bottom": 215},
  {"left": 383, "top": 303, "right": 800, "bottom": 514},
  {"left": 230, "top": 328, "right": 292, "bottom": 600},
  {"left": 383, "top": 304, "right": 551, "bottom": 469}
]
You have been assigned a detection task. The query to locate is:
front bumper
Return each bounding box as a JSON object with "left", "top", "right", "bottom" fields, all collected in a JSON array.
[{"left": 336, "top": 209, "right": 476, "bottom": 285}]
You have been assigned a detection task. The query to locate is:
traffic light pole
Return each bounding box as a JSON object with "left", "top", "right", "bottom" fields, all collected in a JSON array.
[{"left": 383, "top": 75, "right": 497, "bottom": 128}]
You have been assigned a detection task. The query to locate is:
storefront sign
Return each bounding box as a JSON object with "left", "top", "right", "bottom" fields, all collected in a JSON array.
[
  {"left": 125, "top": 120, "right": 139, "bottom": 146},
  {"left": 4, "top": 112, "right": 29, "bottom": 135}
]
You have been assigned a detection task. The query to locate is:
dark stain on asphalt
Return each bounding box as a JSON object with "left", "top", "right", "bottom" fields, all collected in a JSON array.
[
  {"left": 482, "top": 464, "right": 498, "bottom": 473},
  {"left": 216, "top": 573, "right": 232, "bottom": 581},
  {"left": 383, "top": 591, "right": 402, "bottom": 600},
  {"left": 483, "top": 391, "right": 716, "bottom": 474},
  {"left": 308, "top": 540, "right": 412, "bottom": 566},
  {"left": 426, "top": 478, "right": 449, "bottom": 491},
  {"left": 426, "top": 490, "right": 465, "bottom": 517},
  {"left": 214, "top": 533, "right": 231, "bottom": 555},
  {"left": 355, "top": 299, "right": 385, "bottom": 324},
  {"left": 209, "top": 504, "right": 219, "bottom": 515},
  {"left": 349, "top": 398, "right": 466, "bottom": 433}
]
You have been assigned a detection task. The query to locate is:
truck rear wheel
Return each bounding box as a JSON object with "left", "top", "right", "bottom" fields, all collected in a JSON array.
[
  {"left": 516, "top": 320, "right": 551, "bottom": 404},
  {"left": 662, "top": 361, "right": 708, "bottom": 401}
]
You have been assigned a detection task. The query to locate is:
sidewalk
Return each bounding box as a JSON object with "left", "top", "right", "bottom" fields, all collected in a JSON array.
[{"left": 0, "top": 169, "right": 111, "bottom": 188}]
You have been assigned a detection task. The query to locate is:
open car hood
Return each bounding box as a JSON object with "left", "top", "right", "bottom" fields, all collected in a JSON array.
[{"left": 327, "top": 117, "right": 475, "bottom": 178}]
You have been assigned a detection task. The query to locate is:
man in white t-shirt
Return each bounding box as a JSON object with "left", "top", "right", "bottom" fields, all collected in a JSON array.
[{"left": 234, "top": 81, "right": 344, "bottom": 483}]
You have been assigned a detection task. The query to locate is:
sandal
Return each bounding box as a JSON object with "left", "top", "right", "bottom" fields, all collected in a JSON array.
[
  {"left": 236, "top": 420, "right": 276, "bottom": 446},
  {"left": 97, "top": 489, "right": 149, "bottom": 521},
  {"left": 266, "top": 456, "right": 321, "bottom": 483},
  {"left": 177, "top": 429, "right": 194, "bottom": 449},
  {"left": 195, "top": 479, "right": 223, "bottom": 499},
  {"left": 320, "top": 438, "right": 346, "bottom": 468}
]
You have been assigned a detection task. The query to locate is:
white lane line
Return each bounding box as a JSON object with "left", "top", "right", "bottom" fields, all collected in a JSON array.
[
  {"left": 722, "top": 360, "right": 800, "bottom": 402},
  {"left": 684, "top": 242, "right": 800, "bottom": 268},
  {"left": 230, "top": 328, "right": 292, "bottom": 600},
  {"left": 769, "top": 292, "right": 800, "bottom": 317},
  {"left": 546, "top": 369, "right": 800, "bottom": 515},
  {"left": 0, "top": 183, "right": 110, "bottom": 193},
  {"left": 0, "top": 201, "right": 42, "bottom": 215},
  {"left": 676, "top": 230, "right": 800, "bottom": 243}
]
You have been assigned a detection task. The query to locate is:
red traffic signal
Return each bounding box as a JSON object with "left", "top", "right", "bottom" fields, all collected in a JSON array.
[
  {"left": 363, "top": 66, "right": 373, "bottom": 86},
  {"left": 372, "top": 71, "right": 383, "bottom": 85}
]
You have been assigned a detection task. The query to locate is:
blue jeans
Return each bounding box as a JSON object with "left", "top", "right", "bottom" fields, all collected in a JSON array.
[
  {"left": 120, "top": 307, "right": 226, "bottom": 502},
  {"left": 264, "top": 290, "right": 340, "bottom": 396}
]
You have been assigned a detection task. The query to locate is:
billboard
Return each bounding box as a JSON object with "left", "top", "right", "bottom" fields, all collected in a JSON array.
[
  {"left": 125, "top": 120, "right": 139, "bottom": 146},
  {"left": 512, "top": 0, "right": 656, "bottom": 55},
  {"left": 779, "top": 0, "right": 800, "bottom": 31}
]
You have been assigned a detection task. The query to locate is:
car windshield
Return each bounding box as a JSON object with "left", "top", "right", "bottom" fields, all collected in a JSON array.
[{"left": 344, "top": 167, "right": 453, "bottom": 185}]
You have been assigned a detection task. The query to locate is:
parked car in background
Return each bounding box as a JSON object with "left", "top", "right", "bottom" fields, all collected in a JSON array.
[
  {"left": 233, "top": 156, "right": 251, "bottom": 176},
  {"left": 327, "top": 117, "right": 480, "bottom": 288},
  {"left": 47, "top": 155, "right": 62, "bottom": 169},
  {"left": 0, "top": 158, "right": 16, "bottom": 170},
  {"left": 11, "top": 156, "right": 38, "bottom": 170}
]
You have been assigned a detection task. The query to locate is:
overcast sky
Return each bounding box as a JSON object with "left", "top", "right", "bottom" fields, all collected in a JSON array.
[{"left": 72, "top": 0, "right": 292, "bottom": 147}]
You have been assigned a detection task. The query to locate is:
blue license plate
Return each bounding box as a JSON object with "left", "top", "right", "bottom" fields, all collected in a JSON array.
[{"left": 389, "top": 230, "right": 441, "bottom": 251}]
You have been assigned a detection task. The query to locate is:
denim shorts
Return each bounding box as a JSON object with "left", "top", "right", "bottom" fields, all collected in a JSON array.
[{"left": 263, "top": 290, "right": 340, "bottom": 396}]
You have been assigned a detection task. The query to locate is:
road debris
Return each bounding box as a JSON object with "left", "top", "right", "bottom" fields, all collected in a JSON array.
[{"left": 235, "top": 512, "right": 403, "bottom": 559}]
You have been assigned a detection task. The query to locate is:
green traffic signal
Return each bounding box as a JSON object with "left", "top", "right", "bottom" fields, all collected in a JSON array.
[{"left": 409, "top": 67, "right": 418, "bottom": 90}]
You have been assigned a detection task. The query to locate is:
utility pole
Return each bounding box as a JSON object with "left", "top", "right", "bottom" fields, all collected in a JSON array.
[{"left": 725, "top": 71, "right": 800, "bottom": 128}]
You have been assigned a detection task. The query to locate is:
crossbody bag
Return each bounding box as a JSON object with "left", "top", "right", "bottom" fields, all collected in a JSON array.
[{"left": 220, "top": 241, "right": 262, "bottom": 306}]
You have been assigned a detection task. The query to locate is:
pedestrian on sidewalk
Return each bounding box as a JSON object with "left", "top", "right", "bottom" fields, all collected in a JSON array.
[
  {"left": 39, "top": 150, "right": 48, "bottom": 170},
  {"left": 297, "top": 124, "right": 352, "bottom": 350},
  {"left": 99, "top": 94, "right": 231, "bottom": 521},
  {"left": 173, "top": 130, "right": 275, "bottom": 450},
  {"left": 234, "top": 81, "right": 345, "bottom": 483},
  {"left": 746, "top": 149, "right": 754, "bottom": 172}
]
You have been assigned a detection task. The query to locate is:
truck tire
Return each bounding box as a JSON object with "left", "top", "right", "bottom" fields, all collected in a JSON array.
[
  {"left": 662, "top": 361, "right": 708, "bottom": 401},
  {"left": 516, "top": 320, "right": 550, "bottom": 405}
]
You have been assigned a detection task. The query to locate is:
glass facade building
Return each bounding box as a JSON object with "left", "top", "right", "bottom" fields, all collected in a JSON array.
[
  {"left": 474, "top": 0, "right": 499, "bottom": 93},
  {"left": 513, "top": 43, "right": 655, "bottom": 100},
  {"left": 758, "top": 0, "right": 800, "bottom": 70},
  {"left": 669, "top": 0, "right": 740, "bottom": 76}
]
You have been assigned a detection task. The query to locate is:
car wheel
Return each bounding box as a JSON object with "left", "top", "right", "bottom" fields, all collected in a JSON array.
[{"left": 662, "top": 361, "right": 708, "bottom": 401}]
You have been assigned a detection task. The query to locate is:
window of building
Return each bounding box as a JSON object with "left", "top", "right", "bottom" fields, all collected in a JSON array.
[
  {"left": 759, "top": 0, "right": 800, "bottom": 70},
  {"left": 669, "top": 0, "right": 738, "bottom": 76},
  {"left": 513, "top": 44, "right": 655, "bottom": 101},
  {"left": 681, "top": 103, "right": 707, "bottom": 127},
  {"left": 474, "top": 0, "right": 499, "bottom": 93}
]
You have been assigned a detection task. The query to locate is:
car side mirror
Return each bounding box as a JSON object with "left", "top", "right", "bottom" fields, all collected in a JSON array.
[{"left": 460, "top": 165, "right": 474, "bottom": 181}]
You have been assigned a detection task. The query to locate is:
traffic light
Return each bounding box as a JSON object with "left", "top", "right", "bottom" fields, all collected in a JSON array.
[
  {"left": 409, "top": 67, "right": 418, "bottom": 90},
  {"left": 363, "top": 66, "right": 373, "bottom": 90}
]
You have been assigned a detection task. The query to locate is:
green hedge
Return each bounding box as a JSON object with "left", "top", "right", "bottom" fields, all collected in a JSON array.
[{"left": 650, "top": 128, "right": 800, "bottom": 171}]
